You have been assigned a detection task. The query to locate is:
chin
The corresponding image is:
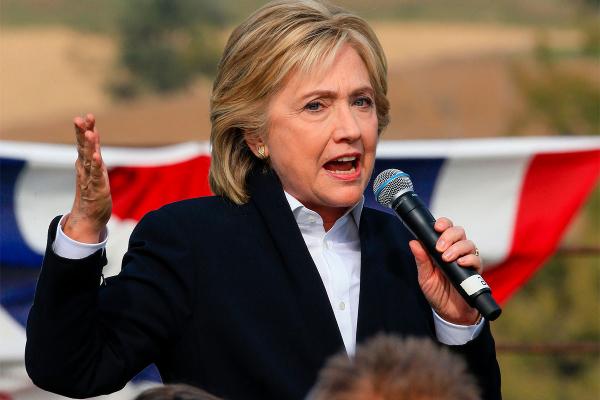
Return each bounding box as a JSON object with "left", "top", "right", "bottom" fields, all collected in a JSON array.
[{"left": 324, "top": 186, "right": 364, "bottom": 208}]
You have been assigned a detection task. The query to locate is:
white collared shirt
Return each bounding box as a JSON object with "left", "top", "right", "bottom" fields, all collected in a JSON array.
[
  {"left": 283, "top": 192, "right": 484, "bottom": 354},
  {"left": 284, "top": 192, "right": 363, "bottom": 354},
  {"left": 54, "top": 195, "right": 484, "bottom": 355}
]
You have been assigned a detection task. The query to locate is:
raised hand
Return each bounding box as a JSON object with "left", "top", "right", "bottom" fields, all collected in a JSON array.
[
  {"left": 409, "top": 217, "right": 482, "bottom": 325},
  {"left": 62, "top": 114, "right": 112, "bottom": 243}
]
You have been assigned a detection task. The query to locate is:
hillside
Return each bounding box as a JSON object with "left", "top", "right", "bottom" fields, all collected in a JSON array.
[{"left": 0, "top": 23, "right": 586, "bottom": 145}]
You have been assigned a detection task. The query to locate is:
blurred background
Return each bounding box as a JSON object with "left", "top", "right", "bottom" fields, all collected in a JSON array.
[{"left": 1, "top": 0, "right": 598, "bottom": 399}]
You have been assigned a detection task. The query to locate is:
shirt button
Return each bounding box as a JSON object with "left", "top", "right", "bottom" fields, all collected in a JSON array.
[{"left": 339, "top": 301, "right": 346, "bottom": 311}]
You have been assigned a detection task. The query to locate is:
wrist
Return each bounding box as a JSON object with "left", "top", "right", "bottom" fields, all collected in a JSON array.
[
  {"left": 436, "top": 308, "right": 481, "bottom": 326},
  {"left": 62, "top": 213, "right": 104, "bottom": 244}
]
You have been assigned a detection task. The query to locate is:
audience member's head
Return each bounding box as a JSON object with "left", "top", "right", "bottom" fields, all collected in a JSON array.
[
  {"left": 133, "top": 383, "right": 223, "bottom": 400},
  {"left": 308, "top": 334, "right": 481, "bottom": 400}
]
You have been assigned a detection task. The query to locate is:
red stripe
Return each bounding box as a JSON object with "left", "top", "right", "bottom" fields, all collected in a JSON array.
[
  {"left": 484, "top": 150, "right": 600, "bottom": 304},
  {"left": 108, "top": 156, "right": 212, "bottom": 221},
  {"left": 103, "top": 149, "right": 599, "bottom": 304}
]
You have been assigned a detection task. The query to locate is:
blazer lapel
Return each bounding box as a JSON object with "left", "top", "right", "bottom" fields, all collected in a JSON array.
[
  {"left": 356, "top": 208, "right": 386, "bottom": 343},
  {"left": 247, "top": 168, "right": 345, "bottom": 361}
]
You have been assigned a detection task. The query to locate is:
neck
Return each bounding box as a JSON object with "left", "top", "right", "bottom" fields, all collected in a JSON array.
[
  {"left": 307, "top": 204, "right": 348, "bottom": 232},
  {"left": 282, "top": 190, "right": 357, "bottom": 232},
  {"left": 322, "top": 216, "right": 342, "bottom": 232}
]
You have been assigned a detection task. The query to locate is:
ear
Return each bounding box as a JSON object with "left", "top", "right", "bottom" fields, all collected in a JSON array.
[{"left": 244, "top": 131, "right": 268, "bottom": 159}]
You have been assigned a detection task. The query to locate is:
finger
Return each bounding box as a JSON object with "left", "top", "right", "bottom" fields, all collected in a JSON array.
[
  {"left": 441, "top": 239, "right": 477, "bottom": 262},
  {"left": 434, "top": 217, "right": 453, "bottom": 232},
  {"left": 409, "top": 240, "right": 438, "bottom": 284},
  {"left": 74, "top": 117, "right": 86, "bottom": 156},
  {"left": 409, "top": 240, "right": 435, "bottom": 272},
  {"left": 93, "top": 127, "right": 104, "bottom": 174},
  {"left": 409, "top": 240, "right": 429, "bottom": 266},
  {"left": 75, "top": 158, "right": 86, "bottom": 185},
  {"left": 456, "top": 254, "right": 483, "bottom": 274},
  {"left": 83, "top": 130, "right": 96, "bottom": 171},
  {"left": 85, "top": 113, "right": 96, "bottom": 132},
  {"left": 73, "top": 116, "right": 86, "bottom": 133},
  {"left": 90, "top": 151, "right": 105, "bottom": 180},
  {"left": 93, "top": 121, "right": 102, "bottom": 157},
  {"left": 91, "top": 126, "right": 110, "bottom": 184},
  {"left": 91, "top": 126, "right": 103, "bottom": 167},
  {"left": 436, "top": 225, "right": 466, "bottom": 252},
  {"left": 75, "top": 158, "right": 91, "bottom": 193}
]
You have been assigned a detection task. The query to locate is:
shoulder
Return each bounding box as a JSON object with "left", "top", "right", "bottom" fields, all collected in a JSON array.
[
  {"left": 132, "top": 196, "right": 254, "bottom": 239},
  {"left": 148, "top": 195, "right": 252, "bottom": 221}
]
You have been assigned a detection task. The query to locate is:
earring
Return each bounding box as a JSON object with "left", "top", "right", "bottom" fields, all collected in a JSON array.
[{"left": 257, "top": 145, "right": 266, "bottom": 159}]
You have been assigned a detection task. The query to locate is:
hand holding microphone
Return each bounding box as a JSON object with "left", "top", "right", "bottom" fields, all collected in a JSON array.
[{"left": 373, "top": 169, "right": 501, "bottom": 322}]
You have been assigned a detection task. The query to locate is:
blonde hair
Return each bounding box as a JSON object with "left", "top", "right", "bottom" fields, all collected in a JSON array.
[{"left": 209, "top": 0, "right": 390, "bottom": 204}]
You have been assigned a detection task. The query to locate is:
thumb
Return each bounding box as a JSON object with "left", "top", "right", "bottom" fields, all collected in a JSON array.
[
  {"left": 409, "top": 240, "right": 430, "bottom": 267},
  {"left": 409, "top": 240, "right": 435, "bottom": 282}
]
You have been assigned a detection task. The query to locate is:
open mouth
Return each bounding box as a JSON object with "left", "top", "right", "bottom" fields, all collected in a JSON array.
[{"left": 323, "top": 155, "right": 360, "bottom": 176}]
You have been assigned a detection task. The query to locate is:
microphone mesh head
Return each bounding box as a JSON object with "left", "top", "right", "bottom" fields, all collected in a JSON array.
[{"left": 373, "top": 169, "right": 414, "bottom": 207}]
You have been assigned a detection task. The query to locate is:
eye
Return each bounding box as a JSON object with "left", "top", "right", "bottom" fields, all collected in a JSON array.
[
  {"left": 304, "top": 101, "right": 324, "bottom": 112},
  {"left": 353, "top": 96, "right": 373, "bottom": 108}
]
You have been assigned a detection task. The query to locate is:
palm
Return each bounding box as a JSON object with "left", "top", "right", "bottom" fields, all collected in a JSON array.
[
  {"left": 408, "top": 218, "right": 481, "bottom": 325},
  {"left": 63, "top": 114, "right": 112, "bottom": 243},
  {"left": 416, "top": 256, "right": 474, "bottom": 323}
]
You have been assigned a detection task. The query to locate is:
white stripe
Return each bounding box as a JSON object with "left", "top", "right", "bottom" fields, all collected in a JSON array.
[
  {"left": 15, "top": 162, "right": 141, "bottom": 269},
  {"left": 376, "top": 136, "right": 600, "bottom": 158},
  {"left": 0, "top": 141, "right": 210, "bottom": 167},
  {"left": 0, "top": 307, "right": 25, "bottom": 361},
  {"left": 430, "top": 155, "right": 531, "bottom": 267},
  {"left": 104, "top": 218, "right": 138, "bottom": 277},
  {"left": 2, "top": 137, "right": 598, "bottom": 166},
  {"left": 15, "top": 163, "right": 74, "bottom": 254}
]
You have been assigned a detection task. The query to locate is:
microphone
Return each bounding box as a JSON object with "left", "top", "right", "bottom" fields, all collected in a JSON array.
[{"left": 373, "top": 169, "right": 502, "bottom": 321}]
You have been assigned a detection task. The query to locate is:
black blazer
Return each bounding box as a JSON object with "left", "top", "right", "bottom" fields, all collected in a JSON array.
[{"left": 26, "top": 168, "right": 501, "bottom": 399}]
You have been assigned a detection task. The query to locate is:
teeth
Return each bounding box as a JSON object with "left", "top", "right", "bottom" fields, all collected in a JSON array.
[
  {"left": 330, "top": 167, "right": 356, "bottom": 175},
  {"left": 334, "top": 156, "right": 356, "bottom": 162}
]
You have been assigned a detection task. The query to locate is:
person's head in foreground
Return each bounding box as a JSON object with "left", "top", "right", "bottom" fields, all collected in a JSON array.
[
  {"left": 307, "top": 334, "right": 481, "bottom": 400},
  {"left": 133, "top": 383, "right": 222, "bottom": 400},
  {"left": 210, "top": 0, "right": 389, "bottom": 224}
]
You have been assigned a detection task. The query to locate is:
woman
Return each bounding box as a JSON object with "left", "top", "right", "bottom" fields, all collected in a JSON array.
[{"left": 26, "top": 1, "right": 500, "bottom": 399}]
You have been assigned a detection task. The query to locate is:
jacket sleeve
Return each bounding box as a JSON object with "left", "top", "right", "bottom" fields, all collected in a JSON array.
[
  {"left": 447, "top": 321, "right": 502, "bottom": 400},
  {"left": 405, "top": 239, "right": 501, "bottom": 400},
  {"left": 25, "top": 208, "right": 194, "bottom": 398},
  {"left": 393, "top": 216, "right": 501, "bottom": 400}
]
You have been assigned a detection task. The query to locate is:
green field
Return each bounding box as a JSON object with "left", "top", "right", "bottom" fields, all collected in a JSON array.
[{"left": 0, "top": 0, "right": 592, "bottom": 32}]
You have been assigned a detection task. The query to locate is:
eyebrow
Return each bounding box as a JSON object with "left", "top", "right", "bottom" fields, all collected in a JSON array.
[{"left": 299, "top": 86, "right": 374, "bottom": 101}]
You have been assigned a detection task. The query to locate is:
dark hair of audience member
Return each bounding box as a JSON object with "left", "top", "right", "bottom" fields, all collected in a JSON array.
[
  {"left": 307, "top": 334, "right": 481, "bottom": 400},
  {"left": 133, "top": 383, "right": 223, "bottom": 400}
]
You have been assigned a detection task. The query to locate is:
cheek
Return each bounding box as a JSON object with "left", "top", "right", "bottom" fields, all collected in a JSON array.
[
  {"left": 362, "top": 152, "right": 376, "bottom": 183},
  {"left": 362, "top": 125, "right": 379, "bottom": 174},
  {"left": 363, "top": 120, "right": 379, "bottom": 153},
  {"left": 268, "top": 146, "right": 320, "bottom": 194}
]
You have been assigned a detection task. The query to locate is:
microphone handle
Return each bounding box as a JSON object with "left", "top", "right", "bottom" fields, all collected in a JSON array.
[{"left": 391, "top": 192, "right": 502, "bottom": 321}]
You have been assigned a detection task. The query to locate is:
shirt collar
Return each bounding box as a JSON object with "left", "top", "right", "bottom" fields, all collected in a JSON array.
[{"left": 283, "top": 191, "right": 364, "bottom": 229}]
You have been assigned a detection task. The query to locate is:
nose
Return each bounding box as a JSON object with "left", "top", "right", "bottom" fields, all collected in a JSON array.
[{"left": 332, "top": 103, "right": 361, "bottom": 143}]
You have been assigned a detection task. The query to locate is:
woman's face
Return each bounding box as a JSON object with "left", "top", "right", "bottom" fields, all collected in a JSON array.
[{"left": 262, "top": 44, "right": 379, "bottom": 222}]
